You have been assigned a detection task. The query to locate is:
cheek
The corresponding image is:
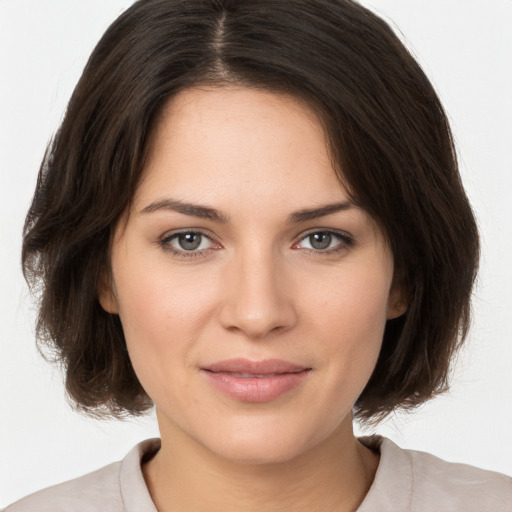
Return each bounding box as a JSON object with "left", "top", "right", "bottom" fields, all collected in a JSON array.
[
  {"left": 114, "top": 252, "right": 211, "bottom": 329},
  {"left": 308, "top": 263, "right": 391, "bottom": 340},
  {"left": 306, "top": 265, "right": 391, "bottom": 386},
  {"left": 111, "top": 254, "right": 219, "bottom": 381}
]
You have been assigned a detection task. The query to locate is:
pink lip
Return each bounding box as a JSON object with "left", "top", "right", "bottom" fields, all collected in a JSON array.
[{"left": 201, "top": 358, "right": 311, "bottom": 403}]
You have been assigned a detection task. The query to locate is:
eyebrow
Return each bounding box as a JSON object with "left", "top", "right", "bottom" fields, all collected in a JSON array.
[
  {"left": 287, "top": 201, "right": 355, "bottom": 223},
  {"left": 139, "top": 199, "right": 230, "bottom": 223},
  {"left": 139, "top": 198, "right": 356, "bottom": 223}
]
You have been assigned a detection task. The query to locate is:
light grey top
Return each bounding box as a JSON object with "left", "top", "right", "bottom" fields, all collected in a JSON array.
[{"left": 6, "top": 436, "right": 512, "bottom": 511}]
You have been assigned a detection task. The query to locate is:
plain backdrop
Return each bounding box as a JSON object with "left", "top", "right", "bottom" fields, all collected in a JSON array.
[{"left": 1, "top": 0, "right": 511, "bottom": 507}]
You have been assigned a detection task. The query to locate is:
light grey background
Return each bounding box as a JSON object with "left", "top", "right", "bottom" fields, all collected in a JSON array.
[{"left": 1, "top": 0, "right": 511, "bottom": 506}]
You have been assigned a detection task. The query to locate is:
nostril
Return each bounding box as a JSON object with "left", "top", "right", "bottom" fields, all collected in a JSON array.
[
  {"left": 217, "top": 259, "right": 298, "bottom": 337},
  {"left": 219, "top": 304, "right": 298, "bottom": 339}
]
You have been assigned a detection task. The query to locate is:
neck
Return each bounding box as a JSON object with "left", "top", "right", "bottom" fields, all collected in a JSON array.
[{"left": 143, "top": 417, "right": 379, "bottom": 512}]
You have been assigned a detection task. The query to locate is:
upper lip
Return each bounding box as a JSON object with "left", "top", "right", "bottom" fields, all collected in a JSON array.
[{"left": 202, "top": 358, "right": 310, "bottom": 375}]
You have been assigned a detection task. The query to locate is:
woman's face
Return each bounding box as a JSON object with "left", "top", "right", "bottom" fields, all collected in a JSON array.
[{"left": 101, "top": 86, "right": 402, "bottom": 463}]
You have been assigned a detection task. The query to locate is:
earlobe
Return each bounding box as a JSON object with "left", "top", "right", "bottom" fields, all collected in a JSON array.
[
  {"left": 97, "top": 271, "right": 119, "bottom": 314},
  {"left": 386, "top": 287, "right": 408, "bottom": 319},
  {"left": 387, "top": 300, "right": 407, "bottom": 320}
]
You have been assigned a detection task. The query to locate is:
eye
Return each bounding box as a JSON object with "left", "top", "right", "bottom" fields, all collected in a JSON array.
[
  {"left": 295, "top": 230, "right": 352, "bottom": 252},
  {"left": 173, "top": 232, "right": 210, "bottom": 251},
  {"left": 160, "top": 231, "right": 219, "bottom": 256}
]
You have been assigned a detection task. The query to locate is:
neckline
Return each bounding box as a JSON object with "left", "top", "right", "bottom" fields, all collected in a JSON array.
[{"left": 119, "top": 436, "right": 412, "bottom": 512}]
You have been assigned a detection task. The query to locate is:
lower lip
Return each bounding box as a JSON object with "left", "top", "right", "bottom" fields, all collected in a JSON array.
[{"left": 202, "top": 370, "right": 310, "bottom": 402}]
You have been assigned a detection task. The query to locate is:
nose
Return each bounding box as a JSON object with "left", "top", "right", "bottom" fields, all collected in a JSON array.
[{"left": 218, "top": 250, "right": 298, "bottom": 339}]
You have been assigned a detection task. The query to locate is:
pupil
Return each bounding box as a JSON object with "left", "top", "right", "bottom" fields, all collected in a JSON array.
[
  {"left": 178, "top": 233, "right": 202, "bottom": 250},
  {"left": 310, "top": 233, "right": 331, "bottom": 250}
]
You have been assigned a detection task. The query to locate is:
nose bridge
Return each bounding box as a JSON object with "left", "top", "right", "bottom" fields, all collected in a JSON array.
[{"left": 219, "top": 243, "right": 297, "bottom": 338}]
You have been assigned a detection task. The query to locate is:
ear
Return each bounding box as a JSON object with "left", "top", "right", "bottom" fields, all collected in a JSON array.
[
  {"left": 386, "top": 285, "right": 408, "bottom": 320},
  {"left": 97, "top": 268, "right": 119, "bottom": 314}
]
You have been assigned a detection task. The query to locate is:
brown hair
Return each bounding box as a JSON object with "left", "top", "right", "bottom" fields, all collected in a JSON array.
[{"left": 22, "top": 0, "right": 479, "bottom": 422}]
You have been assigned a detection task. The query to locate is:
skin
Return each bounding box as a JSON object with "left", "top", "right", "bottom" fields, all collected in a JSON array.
[{"left": 100, "top": 86, "right": 405, "bottom": 511}]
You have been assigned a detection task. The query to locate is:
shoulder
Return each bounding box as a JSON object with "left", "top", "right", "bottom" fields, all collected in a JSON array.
[
  {"left": 405, "top": 441, "right": 512, "bottom": 496},
  {"left": 4, "top": 461, "right": 123, "bottom": 512},
  {"left": 406, "top": 442, "right": 512, "bottom": 510},
  {"left": 359, "top": 436, "right": 512, "bottom": 512},
  {"left": 4, "top": 439, "right": 160, "bottom": 512}
]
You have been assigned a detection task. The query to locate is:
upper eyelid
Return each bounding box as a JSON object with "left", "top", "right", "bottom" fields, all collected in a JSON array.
[
  {"left": 297, "top": 228, "right": 353, "bottom": 241},
  {"left": 161, "top": 228, "right": 219, "bottom": 242},
  {"left": 159, "top": 227, "right": 351, "bottom": 237},
  {"left": 298, "top": 228, "right": 354, "bottom": 244}
]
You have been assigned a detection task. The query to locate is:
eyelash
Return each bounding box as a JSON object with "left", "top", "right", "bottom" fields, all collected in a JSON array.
[
  {"left": 159, "top": 229, "right": 221, "bottom": 259},
  {"left": 158, "top": 229, "right": 353, "bottom": 259}
]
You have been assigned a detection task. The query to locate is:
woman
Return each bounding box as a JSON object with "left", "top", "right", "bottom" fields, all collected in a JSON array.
[{"left": 5, "top": 0, "right": 511, "bottom": 510}]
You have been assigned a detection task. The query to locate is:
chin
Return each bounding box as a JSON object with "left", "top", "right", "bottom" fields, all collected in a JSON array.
[
  {"left": 197, "top": 417, "right": 329, "bottom": 466},
  {"left": 213, "top": 438, "right": 307, "bottom": 465}
]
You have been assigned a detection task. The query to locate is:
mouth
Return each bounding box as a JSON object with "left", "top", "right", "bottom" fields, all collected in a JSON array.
[
  {"left": 201, "top": 358, "right": 312, "bottom": 402},
  {"left": 203, "top": 358, "right": 309, "bottom": 374},
  {"left": 219, "top": 372, "right": 295, "bottom": 378}
]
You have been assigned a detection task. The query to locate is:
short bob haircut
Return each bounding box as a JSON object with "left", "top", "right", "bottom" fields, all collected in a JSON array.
[{"left": 22, "top": 0, "right": 479, "bottom": 423}]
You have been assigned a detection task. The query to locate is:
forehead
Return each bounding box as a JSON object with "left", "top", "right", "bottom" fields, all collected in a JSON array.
[{"left": 136, "top": 86, "right": 349, "bottom": 209}]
